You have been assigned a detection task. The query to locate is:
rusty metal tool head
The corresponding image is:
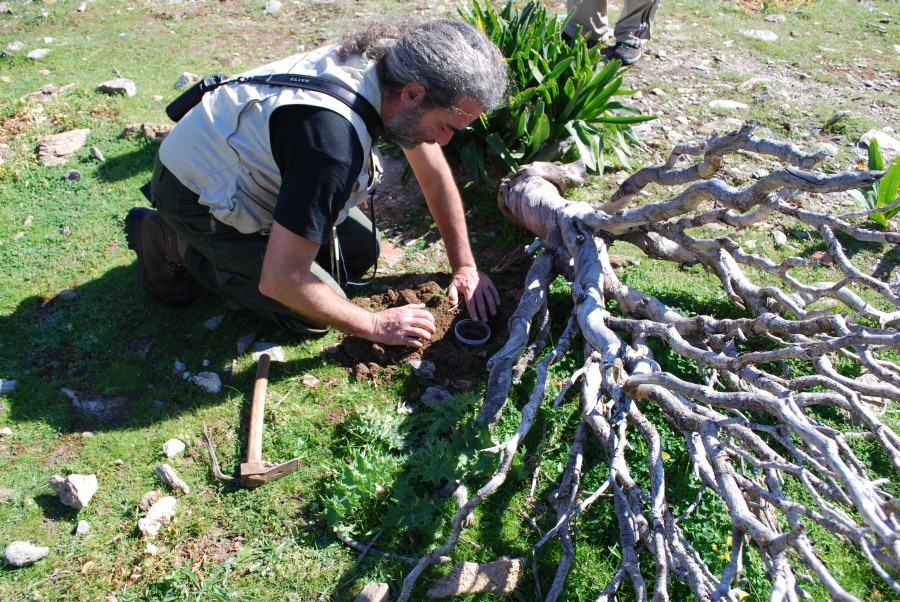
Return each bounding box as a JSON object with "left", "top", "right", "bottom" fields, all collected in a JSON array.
[{"left": 202, "top": 342, "right": 299, "bottom": 488}]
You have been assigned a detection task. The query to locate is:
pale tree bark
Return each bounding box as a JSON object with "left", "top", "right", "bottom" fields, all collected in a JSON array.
[{"left": 396, "top": 124, "right": 900, "bottom": 601}]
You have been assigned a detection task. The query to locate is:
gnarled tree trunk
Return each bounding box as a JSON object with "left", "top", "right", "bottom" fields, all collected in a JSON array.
[{"left": 398, "top": 124, "right": 900, "bottom": 602}]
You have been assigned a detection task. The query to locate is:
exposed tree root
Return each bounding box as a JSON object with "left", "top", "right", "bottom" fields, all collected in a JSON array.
[{"left": 398, "top": 124, "right": 900, "bottom": 601}]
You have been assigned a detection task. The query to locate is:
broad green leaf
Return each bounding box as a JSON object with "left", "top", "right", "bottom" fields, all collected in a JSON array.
[
  {"left": 459, "top": 140, "right": 484, "bottom": 185},
  {"left": 877, "top": 156, "right": 900, "bottom": 219},
  {"left": 531, "top": 112, "right": 551, "bottom": 155},
  {"left": 868, "top": 138, "right": 884, "bottom": 172},
  {"left": 486, "top": 133, "right": 519, "bottom": 171}
]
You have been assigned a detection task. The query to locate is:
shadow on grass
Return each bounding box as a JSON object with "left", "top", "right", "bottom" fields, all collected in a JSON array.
[{"left": 0, "top": 262, "right": 329, "bottom": 434}]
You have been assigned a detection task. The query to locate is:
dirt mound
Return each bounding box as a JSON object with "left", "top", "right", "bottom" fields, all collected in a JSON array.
[{"left": 325, "top": 275, "right": 511, "bottom": 386}]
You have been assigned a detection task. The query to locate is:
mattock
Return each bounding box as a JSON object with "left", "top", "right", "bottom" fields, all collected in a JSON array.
[{"left": 203, "top": 342, "right": 299, "bottom": 488}]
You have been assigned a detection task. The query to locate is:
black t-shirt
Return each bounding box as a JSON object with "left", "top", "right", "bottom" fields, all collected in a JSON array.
[{"left": 269, "top": 105, "right": 364, "bottom": 245}]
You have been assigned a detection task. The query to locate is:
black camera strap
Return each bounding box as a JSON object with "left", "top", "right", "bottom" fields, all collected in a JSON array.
[{"left": 198, "top": 73, "right": 383, "bottom": 139}]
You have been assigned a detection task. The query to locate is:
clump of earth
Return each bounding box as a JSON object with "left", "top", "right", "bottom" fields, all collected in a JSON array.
[{"left": 325, "top": 274, "right": 513, "bottom": 385}]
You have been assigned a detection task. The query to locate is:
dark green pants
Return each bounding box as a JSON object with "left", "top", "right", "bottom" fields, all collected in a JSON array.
[{"left": 150, "top": 157, "right": 379, "bottom": 334}]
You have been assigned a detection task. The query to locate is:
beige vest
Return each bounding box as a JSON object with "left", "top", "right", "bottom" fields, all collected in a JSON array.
[{"left": 159, "top": 45, "right": 383, "bottom": 235}]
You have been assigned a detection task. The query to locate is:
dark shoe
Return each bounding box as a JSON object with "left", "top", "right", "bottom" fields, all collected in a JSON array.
[
  {"left": 124, "top": 207, "right": 198, "bottom": 306},
  {"left": 602, "top": 40, "right": 642, "bottom": 65}
]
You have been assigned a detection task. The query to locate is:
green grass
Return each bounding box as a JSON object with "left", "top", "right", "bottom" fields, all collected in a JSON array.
[{"left": 2, "top": 0, "right": 899, "bottom": 600}]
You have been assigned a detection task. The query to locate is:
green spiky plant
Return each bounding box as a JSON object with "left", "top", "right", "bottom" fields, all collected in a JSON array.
[
  {"left": 449, "top": 0, "right": 656, "bottom": 183},
  {"left": 848, "top": 138, "right": 900, "bottom": 228}
]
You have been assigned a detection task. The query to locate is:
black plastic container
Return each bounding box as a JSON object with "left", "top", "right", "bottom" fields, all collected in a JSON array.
[{"left": 454, "top": 319, "right": 491, "bottom": 351}]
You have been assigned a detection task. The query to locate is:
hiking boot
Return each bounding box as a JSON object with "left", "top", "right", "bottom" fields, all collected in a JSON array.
[
  {"left": 124, "top": 207, "right": 198, "bottom": 306},
  {"left": 602, "top": 40, "right": 642, "bottom": 65}
]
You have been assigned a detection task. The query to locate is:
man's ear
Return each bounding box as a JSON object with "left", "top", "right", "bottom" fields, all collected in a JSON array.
[{"left": 400, "top": 83, "right": 427, "bottom": 106}]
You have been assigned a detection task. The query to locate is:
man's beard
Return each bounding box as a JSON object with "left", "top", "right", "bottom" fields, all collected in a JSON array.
[{"left": 382, "top": 105, "right": 426, "bottom": 149}]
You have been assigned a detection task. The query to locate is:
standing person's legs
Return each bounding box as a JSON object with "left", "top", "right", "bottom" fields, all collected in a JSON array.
[
  {"left": 563, "top": 0, "right": 610, "bottom": 47},
  {"left": 147, "top": 156, "right": 370, "bottom": 335},
  {"left": 613, "top": 0, "right": 661, "bottom": 44}
]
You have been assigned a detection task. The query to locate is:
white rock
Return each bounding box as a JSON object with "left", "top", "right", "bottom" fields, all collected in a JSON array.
[
  {"left": 739, "top": 29, "right": 777, "bottom": 42},
  {"left": 860, "top": 129, "right": 900, "bottom": 155},
  {"left": 37, "top": 128, "right": 90, "bottom": 167},
  {"left": 75, "top": 520, "right": 90, "bottom": 536},
  {"left": 0, "top": 427, "right": 11, "bottom": 436},
  {"left": 156, "top": 463, "right": 190, "bottom": 494},
  {"left": 743, "top": 239, "right": 757, "bottom": 251},
  {"left": 48, "top": 474, "right": 98, "bottom": 510},
  {"left": 192, "top": 371, "right": 221, "bottom": 394},
  {"left": 3, "top": 541, "right": 49, "bottom": 567},
  {"left": 138, "top": 496, "right": 177, "bottom": 538},
  {"left": 173, "top": 359, "right": 186, "bottom": 373},
  {"left": 405, "top": 359, "right": 435, "bottom": 380},
  {"left": 236, "top": 332, "right": 257, "bottom": 355},
  {"left": 894, "top": 44, "right": 900, "bottom": 55},
  {"left": 78, "top": 2, "right": 87, "bottom": 11},
  {"left": 709, "top": 100, "right": 749, "bottom": 110},
  {"left": 6, "top": 41, "right": 25, "bottom": 52},
  {"left": 773, "top": 230, "right": 788, "bottom": 247},
  {"left": 174, "top": 72, "right": 200, "bottom": 89},
  {"left": 96, "top": 78, "right": 137, "bottom": 97},
  {"left": 354, "top": 582, "right": 390, "bottom": 602},
  {"left": 144, "top": 543, "right": 159, "bottom": 556},
  {"left": 0, "top": 379, "right": 14, "bottom": 394},
  {"left": 263, "top": 0, "right": 282, "bottom": 14},
  {"left": 764, "top": 14, "right": 786, "bottom": 23},
  {"left": 162, "top": 438, "right": 186, "bottom": 458},
  {"left": 203, "top": 314, "right": 225, "bottom": 330},
  {"left": 43, "top": 37, "right": 54, "bottom": 44},
  {"left": 26, "top": 48, "right": 51, "bottom": 59},
  {"left": 421, "top": 386, "right": 452, "bottom": 407}
]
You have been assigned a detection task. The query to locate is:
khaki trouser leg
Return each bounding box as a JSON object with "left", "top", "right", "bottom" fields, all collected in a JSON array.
[{"left": 565, "top": 0, "right": 660, "bottom": 45}]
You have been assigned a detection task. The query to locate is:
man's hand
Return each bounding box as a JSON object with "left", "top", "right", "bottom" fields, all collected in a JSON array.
[
  {"left": 448, "top": 266, "right": 499, "bottom": 323},
  {"left": 371, "top": 303, "right": 437, "bottom": 347}
]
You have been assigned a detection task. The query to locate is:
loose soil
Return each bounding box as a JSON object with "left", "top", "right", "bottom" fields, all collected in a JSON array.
[{"left": 326, "top": 273, "right": 516, "bottom": 385}]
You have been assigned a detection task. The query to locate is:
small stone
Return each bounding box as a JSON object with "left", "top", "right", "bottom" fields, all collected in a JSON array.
[
  {"left": 3, "top": 541, "right": 50, "bottom": 567},
  {"left": 139, "top": 490, "right": 162, "bottom": 511},
  {"left": 192, "top": 371, "right": 221, "bottom": 394},
  {"left": 156, "top": 463, "right": 189, "bottom": 494},
  {"left": 89, "top": 146, "right": 105, "bottom": 162},
  {"left": 773, "top": 230, "right": 788, "bottom": 247},
  {"left": 0, "top": 379, "right": 15, "bottom": 394},
  {"left": 174, "top": 72, "right": 200, "bottom": 89},
  {"left": 37, "top": 128, "right": 90, "bottom": 167},
  {"left": 96, "top": 78, "right": 137, "bottom": 97},
  {"left": 57, "top": 289, "right": 76, "bottom": 301},
  {"left": 421, "top": 386, "right": 452, "bottom": 407},
  {"left": 738, "top": 29, "right": 778, "bottom": 42},
  {"left": 75, "top": 520, "right": 90, "bottom": 536},
  {"left": 173, "top": 359, "right": 186, "bottom": 374},
  {"left": 860, "top": 129, "right": 900, "bottom": 155},
  {"left": 650, "top": 88, "right": 666, "bottom": 96},
  {"left": 77, "top": 2, "right": 87, "bottom": 11},
  {"left": 162, "top": 438, "right": 186, "bottom": 458},
  {"left": 354, "top": 582, "right": 390, "bottom": 602},
  {"left": 81, "top": 431, "right": 94, "bottom": 438},
  {"left": 63, "top": 170, "right": 81, "bottom": 183},
  {"left": 405, "top": 359, "right": 435, "bottom": 380},
  {"left": 138, "top": 496, "right": 177, "bottom": 538},
  {"left": 764, "top": 14, "right": 786, "bottom": 23},
  {"left": 0, "top": 488, "right": 16, "bottom": 502},
  {"left": 301, "top": 374, "right": 320, "bottom": 387},
  {"left": 203, "top": 314, "right": 225, "bottom": 330},
  {"left": 115, "top": 459, "right": 124, "bottom": 466},
  {"left": 427, "top": 557, "right": 524, "bottom": 597},
  {"left": 709, "top": 100, "right": 748, "bottom": 110},
  {"left": 6, "top": 41, "right": 25, "bottom": 52},
  {"left": 144, "top": 543, "right": 159, "bottom": 557},
  {"left": 48, "top": 474, "right": 98, "bottom": 510},
  {"left": 263, "top": 0, "right": 282, "bottom": 14},
  {"left": 236, "top": 332, "right": 257, "bottom": 355},
  {"left": 743, "top": 239, "right": 757, "bottom": 251},
  {"left": 0, "top": 427, "right": 12, "bottom": 436},
  {"left": 26, "top": 48, "right": 51, "bottom": 59}
]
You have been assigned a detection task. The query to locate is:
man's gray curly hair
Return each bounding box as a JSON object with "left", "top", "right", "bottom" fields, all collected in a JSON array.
[{"left": 340, "top": 19, "right": 508, "bottom": 113}]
